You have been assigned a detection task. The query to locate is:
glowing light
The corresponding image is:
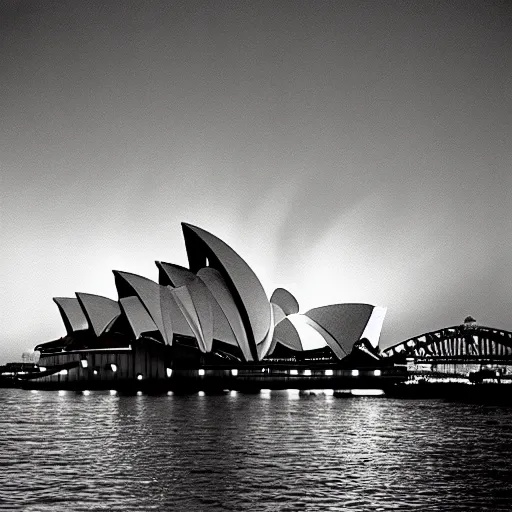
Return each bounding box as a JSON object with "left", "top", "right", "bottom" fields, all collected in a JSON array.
[
  {"left": 351, "top": 369, "right": 359, "bottom": 377},
  {"left": 167, "top": 391, "right": 173, "bottom": 396},
  {"left": 350, "top": 389, "right": 385, "bottom": 396},
  {"left": 137, "top": 391, "right": 142, "bottom": 396},
  {"left": 83, "top": 390, "right": 90, "bottom": 396},
  {"left": 39, "top": 366, "right": 46, "bottom": 372},
  {"left": 110, "top": 364, "right": 117, "bottom": 372},
  {"left": 93, "top": 370, "right": 98, "bottom": 375},
  {"left": 137, "top": 374, "right": 143, "bottom": 380},
  {"left": 290, "top": 369, "right": 298, "bottom": 375},
  {"left": 304, "top": 369, "right": 312, "bottom": 376},
  {"left": 374, "top": 369, "right": 381, "bottom": 377},
  {"left": 60, "top": 369, "right": 68, "bottom": 376},
  {"left": 198, "top": 369, "right": 205, "bottom": 376},
  {"left": 198, "top": 391, "right": 205, "bottom": 396},
  {"left": 80, "top": 359, "right": 88, "bottom": 368},
  {"left": 58, "top": 390, "right": 66, "bottom": 396},
  {"left": 30, "top": 389, "right": 38, "bottom": 394},
  {"left": 109, "top": 390, "right": 117, "bottom": 395},
  {"left": 260, "top": 389, "right": 271, "bottom": 397},
  {"left": 230, "top": 390, "right": 237, "bottom": 396},
  {"left": 287, "top": 389, "right": 300, "bottom": 397},
  {"left": 166, "top": 368, "right": 173, "bottom": 378},
  {"left": 231, "top": 369, "right": 238, "bottom": 376},
  {"left": 261, "top": 368, "right": 266, "bottom": 373},
  {"left": 325, "top": 369, "right": 333, "bottom": 376}
]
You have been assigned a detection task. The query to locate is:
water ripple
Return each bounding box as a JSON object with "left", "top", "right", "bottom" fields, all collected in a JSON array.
[{"left": 1, "top": 389, "right": 512, "bottom": 510}]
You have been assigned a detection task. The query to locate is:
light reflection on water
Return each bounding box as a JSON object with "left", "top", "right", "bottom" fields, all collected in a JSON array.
[{"left": 1, "top": 388, "right": 512, "bottom": 511}]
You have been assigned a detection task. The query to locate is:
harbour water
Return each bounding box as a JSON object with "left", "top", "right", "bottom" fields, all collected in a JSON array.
[{"left": 1, "top": 388, "right": 512, "bottom": 511}]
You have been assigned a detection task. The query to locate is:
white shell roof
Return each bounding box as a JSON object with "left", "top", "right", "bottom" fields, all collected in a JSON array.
[
  {"left": 53, "top": 297, "right": 88, "bottom": 334},
  {"left": 114, "top": 271, "right": 173, "bottom": 344},
  {"left": 171, "top": 279, "right": 213, "bottom": 353},
  {"left": 305, "top": 304, "right": 375, "bottom": 358},
  {"left": 270, "top": 288, "right": 299, "bottom": 315},
  {"left": 183, "top": 223, "right": 271, "bottom": 357},
  {"left": 119, "top": 296, "right": 159, "bottom": 340},
  {"left": 75, "top": 292, "right": 121, "bottom": 337},
  {"left": 156, "top": 261, "right": 196, "bottom": 287},
  {"left": 197, "top": 267, "right": 254, "bottom": 361}
]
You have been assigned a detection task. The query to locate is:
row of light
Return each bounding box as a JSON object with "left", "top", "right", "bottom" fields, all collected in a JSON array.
[
  {"left": 55, "top": 389, "right": 143, "bottom": 396},
  {"left": 72, "top": 368, "right": 378, "bottom": 377},
  {"left": 74, "top": 360, "right": 381, "bottom": 379},
  {"left": 79, "top": 359, "right": 148, "bottom": 380},
  {"left": 285, "top": 369, "right": 381, "bottom": 376},
  {"left": 53, "top": 390, "right": 383, "bottom": 400},
  {"left": 55, "top": 388, "right": 384, "bottom": 397},
  {"left": 196, "top": 369, "right": 383, "bottom": 377}
]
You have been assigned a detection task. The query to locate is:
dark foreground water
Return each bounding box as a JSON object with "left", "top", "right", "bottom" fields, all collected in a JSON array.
[{"left": 1, "top": 389, "right": 512, "bottom": 511}]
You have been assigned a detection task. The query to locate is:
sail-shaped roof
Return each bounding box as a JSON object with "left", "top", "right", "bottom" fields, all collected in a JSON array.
[
  {"left": 271, "top": 302, "right": 286, "bottom": 327},
  {"left": 270, "top": 288, "right": 299, "bottom": 315},
  {"left": 197, "top": 267, "right": 254, "bottom": 361},
  {"left": 304, "top": 304, "right": 375, "bottom": 358},
  {"left": 119, "top": 296, "right": 159, "bottom": 340},
  {"left": 171, "top": 278, "right": 213, "bottom": 353},
  {"left": 53, "top": 297, "right": 88, "bottom": 335},
  {"left": 208, "top": 289, "right": 239, "bottom": 346},
  {"left": 75, "top": 293, "right": 121, "bottom": 337},
  {"left": 272, "top": 317, "right": 304, "bottom": 352},
  {"left": 182, "top": 223, "right": 271, "bottom": 360},
  {"left": 113, "top": 271, "right": 173, "bottom": 344},
  {"left": 257, "top": 304, "right": 274, "bottom": 360},
  {"left": 156, "top": 261, "right": 196, "bottom": 287}
]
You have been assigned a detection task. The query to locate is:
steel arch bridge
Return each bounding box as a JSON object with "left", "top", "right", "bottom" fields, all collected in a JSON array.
[{"left": 381, "top": 325, "right": 512, "bottom": 361}]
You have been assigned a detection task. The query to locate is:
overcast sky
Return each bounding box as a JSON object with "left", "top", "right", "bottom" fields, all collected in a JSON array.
[{"left": 1, "top": 0, "right": 511, "bottom": 363}]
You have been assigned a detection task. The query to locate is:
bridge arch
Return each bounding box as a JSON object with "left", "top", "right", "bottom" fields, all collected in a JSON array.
[{"left": 382, "top": 325, "right": 512, "bottom": 360}]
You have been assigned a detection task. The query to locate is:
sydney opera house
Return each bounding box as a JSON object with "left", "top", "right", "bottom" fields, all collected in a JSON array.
[{"left": 23, "top": 223, "right": 391, "bottom": 390}]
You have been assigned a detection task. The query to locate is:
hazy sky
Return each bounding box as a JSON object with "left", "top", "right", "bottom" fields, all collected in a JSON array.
[{"left": 1, "top": 0, "right": 511, "bottom": 363}]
